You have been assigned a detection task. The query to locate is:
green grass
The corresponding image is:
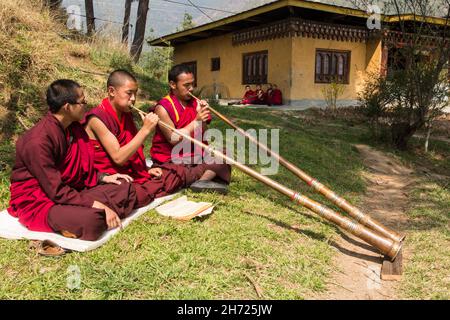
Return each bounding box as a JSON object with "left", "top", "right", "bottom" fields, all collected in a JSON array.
[
  {"left": 0, "top": 106, "right": 448, "bottom": 299},
  {"left": 399, "top": 179, "right": 450, "bottom": 300}
]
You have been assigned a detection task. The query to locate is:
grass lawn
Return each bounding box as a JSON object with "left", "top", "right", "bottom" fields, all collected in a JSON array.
[{"left": 0, "top": 106, "right": 448, "bottom": 299}]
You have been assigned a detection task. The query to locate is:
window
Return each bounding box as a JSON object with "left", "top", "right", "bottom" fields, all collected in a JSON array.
[
  {"left": 211, "top": 57, "right": 220, "bottom": 71},
  {"left": 181, "top": 61, "right": 197, "bottom": 87},
  {"left": 315, "top": 50, "right": 350, "bottom": 84},
  {"left": 243, "top": 51, "right": 268, "bottom": 84}
]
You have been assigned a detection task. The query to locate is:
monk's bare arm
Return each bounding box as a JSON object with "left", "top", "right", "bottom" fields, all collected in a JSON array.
[{"left": 86, "top": 116, "right": 155, "bottom": 166}]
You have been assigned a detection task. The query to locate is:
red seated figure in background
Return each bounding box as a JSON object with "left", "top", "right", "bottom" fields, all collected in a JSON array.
[
  {"left": 241, "top": 85, "right": 255, "bottom": 105},
  {"left": 270, "top": 84, "right": 283, "bottom": 106}
]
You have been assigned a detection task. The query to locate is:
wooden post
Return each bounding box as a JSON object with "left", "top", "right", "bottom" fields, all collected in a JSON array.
[
  {"left": 84, "top": 0, "right": 95, "bottom": 35},
  {"left": 130, "top": 0, "right": 150, "bottom": 62},
  {"left": 381, "top": 247, "right": 403, "bottom": 280},
  {"left": 122, "top": 0, "right": 133, "bottom": 44}
]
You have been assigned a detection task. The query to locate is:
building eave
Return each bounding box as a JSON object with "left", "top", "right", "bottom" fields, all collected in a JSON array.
[{"left": 149, "top": 0, "right": 449, "bottom": 47}]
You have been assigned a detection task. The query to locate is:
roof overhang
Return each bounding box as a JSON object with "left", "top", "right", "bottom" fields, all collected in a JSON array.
[{"left": 149, "top": 0, "right": 450, "bottom": 47}]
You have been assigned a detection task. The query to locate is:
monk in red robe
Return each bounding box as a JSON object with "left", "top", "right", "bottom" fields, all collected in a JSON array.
[
  {"left": 8, "top": 80, "right": 137, "bottom": 241},
  {"left": 150, "top": 64, "right": 231, "bottom": 194},
  {"left": 84, "top": 70, "right": 208, "bottom": 207},
  {"left": 241, "top": 85, "right": 256, "bottom": 105},
  {"left": 254, "top": 85, "right": 267, "bottom": 105},
  {"left": 271, "top": 84, "right": 283, "bottom": 105},
  {"left": 266, "top": 84, "right": 274, "bottom": 106}
]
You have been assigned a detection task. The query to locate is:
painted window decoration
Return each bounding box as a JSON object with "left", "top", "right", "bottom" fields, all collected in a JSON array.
[
  {"left": 315, "top": 50, "right": 350, "bottom": 84},
  {"left": 211, "top": 57, "right": 220, "bottom": 71},
  {"left": 243, "top": 51, "right": 268, "bottom": 84},
  {"left": 181, "top": 61, "right": 197, "bottom": 87}
]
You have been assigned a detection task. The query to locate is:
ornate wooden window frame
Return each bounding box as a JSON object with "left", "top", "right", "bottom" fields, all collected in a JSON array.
[
  {"left": 242, "top": 50, "right": 268, "bottom": 84},
  {"left": 315, "top": 49, "right": 351, "bottom": 84}
]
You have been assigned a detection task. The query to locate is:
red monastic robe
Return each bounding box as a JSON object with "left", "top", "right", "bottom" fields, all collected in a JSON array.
[
  {"left": 241, "top": 90, "right": 256, "bottom": 104},
  {"left": 271, "top": 89, "right": 283, "bottom": 105},
  {"left": 8, "top": 113, "right": 97, "bottom": 232},
  {"left": 254, "top": 89, "right": 267, "bottom": 105},
  {"left": 86, "top": 98, "right": 150, "bottom": 184},
  {"left": 149, "top": 93, "right": 231, "bottom": 184},
  {"left": 150, "top": 93, "right": 211, "bottom": 164},
  {"left": 86, "top": 98, "right": 188, "bottom": 207}
]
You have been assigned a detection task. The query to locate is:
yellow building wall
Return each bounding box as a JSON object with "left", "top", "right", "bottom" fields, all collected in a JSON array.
[
  {"left": 291, "top": 37, "right": 369, "bottom": 102},
  {"left": 366, "top": 38, "right": 382, "bottom": 75},
  {"left": 173, "top": 33, "right": 382, "bottom": 105},
  {"left": 173, "top": 34, "right": 292, "bottom": 100}
]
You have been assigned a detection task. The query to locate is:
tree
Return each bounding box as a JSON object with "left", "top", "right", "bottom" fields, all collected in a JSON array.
[
  {"left": 176, "top": 12, "right": 195, "bottom": 32},
  {"left": 130, "top": 0, "right": 149, "bottom": 62},
  {"left": 181, "top": 12, "right": 195, "bottom": 30},
  {"left": 84, "top": 0, "right": 95, "bottom": 35},
  {"left": 143, "top": 29, "right": 173, "bottom": 81},
  {"left": 122, "top": 0, "right": 134, "bottom": 44},
  {"left": 354, "top": 0, "right": 450, "bottom": 150}
]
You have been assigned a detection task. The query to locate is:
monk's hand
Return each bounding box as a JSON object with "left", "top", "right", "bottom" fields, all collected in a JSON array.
[
  {"left": 103, "top": 173, "right": 134, "bottom": 185},
  {"left": 199, "top": 99, "right": 209, "bottom": 108},
  {"left": 148, "top": 167, "right": 163, "bottom": 179},
  {"left": 105, "top": 207, "right": 122, "bottom": 230},
  {"left": 195, "top": 104, "right": 210, "bottom": 123},
  {"left": 142, "top": 112, "right": 159, "bottom": 133},
  {"left": 92, "top": 201, "right": 122, "bottom": 230}
]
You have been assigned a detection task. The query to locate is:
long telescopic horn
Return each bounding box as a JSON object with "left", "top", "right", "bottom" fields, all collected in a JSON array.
[
  {"left": 132, "top": 105, "right": 402, "bottom": 261},
  {"left": 188, "top": 92, "right": 405, "bottom": 243}
]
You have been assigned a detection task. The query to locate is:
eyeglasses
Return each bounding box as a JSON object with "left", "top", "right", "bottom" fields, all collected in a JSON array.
[{"left": 74, "top": 100, "right": 88, "bottom": 106}]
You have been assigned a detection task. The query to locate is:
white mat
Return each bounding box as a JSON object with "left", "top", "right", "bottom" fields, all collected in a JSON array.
[{"left": 0, "top": 193, "right": 179, "bottom": 252}]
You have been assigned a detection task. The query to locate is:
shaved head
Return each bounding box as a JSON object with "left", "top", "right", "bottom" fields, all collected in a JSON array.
[{"left": 107, "top": 69, "right": 137, "bottom": 89}]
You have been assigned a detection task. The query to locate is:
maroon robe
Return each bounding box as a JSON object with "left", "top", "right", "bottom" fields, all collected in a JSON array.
[
  {"left": 85, "top": 98, "right": 192, "bottom": 208},
  {"left": 254, "top": 89, "right": 267, "bottom": 105},
  {"left": 8, "top": 113, "right": 137, "bottom": 239},
  {"left": 271, "top": 89, "right": 282, "bottom": 105},
  {"left": 241, "top": 90, "right": 256, "bottom": 105},
  {"left": 149, "top": 93, "right": 231, "bottom": 185}
]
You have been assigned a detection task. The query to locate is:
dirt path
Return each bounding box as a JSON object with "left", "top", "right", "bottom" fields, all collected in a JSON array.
[{"left": 313, "top": 144, "right": 414, "bottom": 300}]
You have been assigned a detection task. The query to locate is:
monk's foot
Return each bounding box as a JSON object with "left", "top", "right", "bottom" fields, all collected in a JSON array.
[
  {"left": 190, "top": 180, "right": 228, "bottom": 195},
  {"left": 61, "top": 230, "right": 78, "bottom": 239}
]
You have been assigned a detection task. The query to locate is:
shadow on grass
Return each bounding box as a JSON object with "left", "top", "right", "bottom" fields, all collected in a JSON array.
[
  {"left": 244, "top": 209, "right": 386, "bottom": 263},
  {"left": 243, "top": 210, "right": 328, "bottom": 242},
  {"left": 328, "top": 240, "right": 383, "bottom": 264}
]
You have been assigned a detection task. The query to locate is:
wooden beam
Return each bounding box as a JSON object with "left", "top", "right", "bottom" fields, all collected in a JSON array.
[
  {"left": 149, "top": 0, "right": 448, "bottom": 47},
  {"left": 381, "top": 248, "right": 403, "bottom": 281},
  {"left": 190, "top": 32, "right": 212, "bottom": 38},
  {"left": 215, "top": 26, "right": 235, "bottom": 31}
]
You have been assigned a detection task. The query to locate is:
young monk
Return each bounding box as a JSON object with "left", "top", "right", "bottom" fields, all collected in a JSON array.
[
  {"left": 150, "top": 64, "right": 231, "bottom": 194},
  {"left": 8, "top": 80, "right": 138, "bottom": 241},
  {"left": 271, "top": 84, "right": 283, "bottom": 105},
  {"left": 84, "top": 70, "right": 210, "bottom": 207},
  {"left": 254, "top": 85, "right": 267, "bottom": 105},
  {"left": 241, "top": 85, "right": 256, "bottom": 105}
]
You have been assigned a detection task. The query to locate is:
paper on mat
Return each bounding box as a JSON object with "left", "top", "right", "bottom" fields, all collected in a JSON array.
[{"left": 156, "top": 196, "right": 214, "bottom": 220}]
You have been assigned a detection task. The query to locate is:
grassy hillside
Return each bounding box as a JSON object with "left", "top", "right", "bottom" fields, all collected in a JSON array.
[
  {"left": 0, "top": 0, "right": 448, "bottom": 300},
  {"left": 0, "top": 0, "right": 166, "bottom": 171}
]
